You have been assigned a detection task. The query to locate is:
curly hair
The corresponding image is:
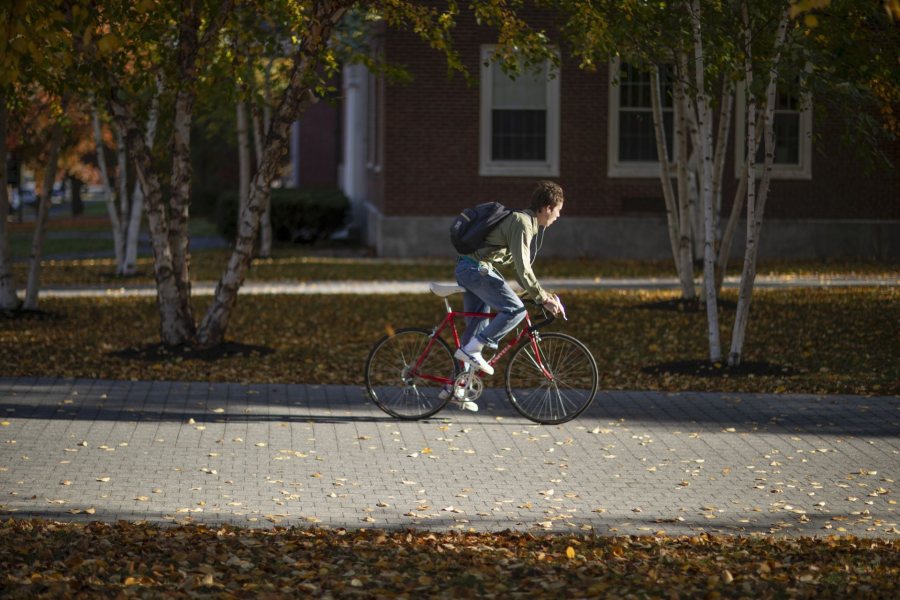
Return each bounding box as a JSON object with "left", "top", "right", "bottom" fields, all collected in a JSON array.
[{"left": 530, "top": 180, "right": 564, "bottom": 212}]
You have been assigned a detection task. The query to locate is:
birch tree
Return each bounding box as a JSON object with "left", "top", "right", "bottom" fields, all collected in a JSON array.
[
  {"left": 0, "top": 92, "right": 17, "bottom": 309},
  {"left": 92, "top": 104, "right": 127, "bottom": 271},
  {"left": 122, "top": 78, "right": 163, "bottom": 276},
  {"left": 81, "top": 0, "right": 554, "bottom": 348},
  {"left": 559, "top": 0, "right": 899, "bottom": 365},
  {"left": 255, "top": 60, "right": 275, "bottom": 257},
  {"left": 687, "top": 0, "right": 722, "bottom": 361},
  {"left": 235, "top": 90, "right": 251, "bottom": 220},
  {"left": 560, "top": 1, "right": 704, "bottom": 301},
  {"left": 228, "top": 8, "right": 281, "bottom": 260},
  {"left": 728, "top": 4, "right": 792, "bottom": 366},
  {"left": 0, "top": 0, "right": 85, "bottom": 310},
  {"left": 23, "top": 101, "right": 66, "bottom": 310}
]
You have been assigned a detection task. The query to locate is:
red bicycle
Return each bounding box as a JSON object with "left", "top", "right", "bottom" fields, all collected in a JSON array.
[{"left": 364, "top": 283, "right": 598, "bottom": 424}]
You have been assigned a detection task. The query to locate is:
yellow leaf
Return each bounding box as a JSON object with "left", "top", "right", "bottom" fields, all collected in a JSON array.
[
  {"left": 804, "top": 14, "right": 819, "bottom": 27},
  {"left": 566, "top": 546, "right": 576, "bottom": 559},
  {"left": 97, "top": 33, "right": 120, "bottom": 54}
]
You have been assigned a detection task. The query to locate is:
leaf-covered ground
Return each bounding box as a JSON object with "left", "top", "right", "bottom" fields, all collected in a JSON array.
[
  {"left": 1, "top": 287, "right": 898, "bottom": 395},
  {"left": 11, "top": 249, "right": 900, "bottom": 286},
  {"left": 2, "top": 520, "right": 898, "bottom": 598}
]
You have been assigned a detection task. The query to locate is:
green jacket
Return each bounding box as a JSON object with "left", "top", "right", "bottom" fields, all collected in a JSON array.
[{"left": 464, "top": 209, "right": 550, "bottom": 303}]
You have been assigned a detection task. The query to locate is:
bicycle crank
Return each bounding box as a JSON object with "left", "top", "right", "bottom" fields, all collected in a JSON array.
[{"left": 453, "top": 371, "right": 483, "bottom": 402}]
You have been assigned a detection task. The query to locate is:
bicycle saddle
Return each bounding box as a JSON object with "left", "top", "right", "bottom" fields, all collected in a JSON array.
[{"left": 429, "top": 283, "right": 466, "bottom": 297}]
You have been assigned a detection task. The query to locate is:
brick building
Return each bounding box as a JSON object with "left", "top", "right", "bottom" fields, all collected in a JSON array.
[{"left": 338, "top": 14, "right": 900, "bottom": 259}]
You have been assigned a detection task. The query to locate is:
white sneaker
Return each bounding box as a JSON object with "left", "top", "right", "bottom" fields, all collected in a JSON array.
[
  {"left": 438, "top": 385, "right": 478, "bottom": 411},
  {"left": 454, "top": 348, "right": 494, "bottom": 376},
  {"left": 451, "top": 398, "right": 479, "bottom": 412}
]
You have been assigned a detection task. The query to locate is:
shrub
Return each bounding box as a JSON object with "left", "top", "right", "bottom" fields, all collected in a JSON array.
[{"left": 215, "top": 187, "right": 349, "bottom": 243}]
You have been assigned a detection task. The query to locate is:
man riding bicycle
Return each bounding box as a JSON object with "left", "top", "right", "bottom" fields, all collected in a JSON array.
[{"left": 451, "top": 181, "right": 565, "bottom": 394}]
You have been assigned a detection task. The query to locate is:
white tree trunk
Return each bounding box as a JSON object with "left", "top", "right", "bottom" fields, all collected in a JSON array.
[
  {"left": 123, "top": 76, "right": 162, "bottom": 276},
  {"left": 109, "top": 94, "right": 194, "bottom": 346},
  {"left": 649, "top": 64, "right": 692, "bottom": 300},
  {"left": 106, "top": 2, "right": 230, "bottom": 346},
  {"left": 123, "top": 179, "right": 144, "bottom": 275},
  {"left": 729, "top": 6, "right": 790, "bottom": 366},
  {"left": 198, "top": 3, "right": 351, "bottom": 347},
  {"left": 672, "top": 68, "right": 696, "bottom": 299},
  {"left": 236, "top": 98, "right": 251, "bottom": 219},
  {"left": 259, "top": 60, "right": 275, "bottom": 257},
  {"left": 93, "top": 106, "right": 126, "bottom": 270},
  {"left": 115, "top": 124, "right": 129, "bottom": 274},
  {"left": 711, "top": 82, "right": 734, "bottom": 266},
  {"left": 690, "top": 0, "right": 722, "bottom": 362},
  {"left": 252, "top": 100, "right": 273, "bottom": 258},
  {"left": 0, "top": 95, "right": 20, "bottom": 309},
  {"left": 716, "top": 117, "right": 761, "bottom": 292},
  {"left": 167, "top": 85, "right": 197, "bottom": 333},
  {"left": 24, "top": 120, "right": 64, "bottom": 310},
  {"left": 677, "top": 53, "right": 703, "bottom": 262}
]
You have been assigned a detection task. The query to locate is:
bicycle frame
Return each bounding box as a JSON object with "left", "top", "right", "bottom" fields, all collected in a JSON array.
[{"left": 409, "top": 307, "right": 554, "bottom": 387}]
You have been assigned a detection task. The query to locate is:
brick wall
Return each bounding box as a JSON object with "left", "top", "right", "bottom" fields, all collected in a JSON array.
[{"left": 377, "top": 10, "right": 899, "bottom": 221}]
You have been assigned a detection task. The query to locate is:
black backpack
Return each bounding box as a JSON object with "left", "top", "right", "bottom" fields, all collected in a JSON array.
[{"left": 449, "top": 202, "right": 512, "bottom": 255}]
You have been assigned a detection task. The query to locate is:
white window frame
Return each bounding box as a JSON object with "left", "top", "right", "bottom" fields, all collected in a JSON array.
[
  {"left": 733, "top": 82, "right": 812, "bottom": 180},
  {"left": 479, "top": 45, "right": 560, "bottom": 177},
  {"left": 607, "top": 57, "right": 677, "bottom": 179}
]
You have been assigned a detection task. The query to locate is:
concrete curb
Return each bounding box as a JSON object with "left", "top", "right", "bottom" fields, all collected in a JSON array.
[{"left": 29, "top": 275, "right": 900, "bottom": 298}]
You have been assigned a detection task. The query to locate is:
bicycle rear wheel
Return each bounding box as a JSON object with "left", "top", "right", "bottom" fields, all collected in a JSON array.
[
  {"left": 505, "top": 332, "right": 598, "bottom": 425},
  {"left": 365, "top": 328, "right": 457, "bottom": 419}
]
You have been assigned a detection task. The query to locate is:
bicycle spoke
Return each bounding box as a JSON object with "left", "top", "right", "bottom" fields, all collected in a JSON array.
[
  {"left": 365, "top": 329, "right": 457, "bottom": 420},
  {"left": 505, "top": 333, "right": 598, "bottom": 424}
]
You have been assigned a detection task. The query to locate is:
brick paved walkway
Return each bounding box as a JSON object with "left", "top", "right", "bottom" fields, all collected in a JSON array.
[{"left": 1, "top": 377, "right": 897, "bottom": 537}]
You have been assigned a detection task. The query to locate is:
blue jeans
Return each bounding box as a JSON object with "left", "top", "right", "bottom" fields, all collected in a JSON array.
[{"left": 455, "top": 258, "right": 526, "bottom": 349}]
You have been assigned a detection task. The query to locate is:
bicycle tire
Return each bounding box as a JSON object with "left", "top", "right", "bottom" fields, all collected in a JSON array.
[
  {"left": 505, "top": 332, "right": 599, "bottom": 425},
  {"left": 365, "top": 328, "right": 457, "bottom": 420}
]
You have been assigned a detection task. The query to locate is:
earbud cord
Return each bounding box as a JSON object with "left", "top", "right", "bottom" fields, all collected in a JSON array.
[{"left": 531, "top": 222, "right": 544, "bottom": 268}]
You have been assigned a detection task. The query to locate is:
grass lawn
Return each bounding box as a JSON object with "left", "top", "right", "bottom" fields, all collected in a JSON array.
[
  {"left": 6, "top": 210, "right": 222, "bottom": 260},
  {"left": 9, "top": 248, "right": 900, "bottom": 287}
]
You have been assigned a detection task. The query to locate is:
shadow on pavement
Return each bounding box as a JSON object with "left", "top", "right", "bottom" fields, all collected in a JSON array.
[{"left": 1, "top": 378, "right": 898, "bottom": 437}]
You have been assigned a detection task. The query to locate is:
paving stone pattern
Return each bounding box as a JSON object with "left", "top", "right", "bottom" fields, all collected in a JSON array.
[{"left": 1, "top": 377, "right": 898, "bottom": 538}]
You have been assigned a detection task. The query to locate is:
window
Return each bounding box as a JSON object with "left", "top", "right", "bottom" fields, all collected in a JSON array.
[
  {"left": 734, "top": 85, "right": 812, "bottom": 179},
  {"left": 607, "top": 59, "right": 675, "bottom": 178},
  {"left": 479, "top": 46, "right": 560, "bottom": 177}
]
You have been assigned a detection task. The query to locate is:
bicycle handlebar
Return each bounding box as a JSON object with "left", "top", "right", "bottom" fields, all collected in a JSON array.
[
  {"left": 530, "top": 312, "right": 555, "bottom": 332},
  {"left": 524, "top": 294, "right": 564, "bottom": 331}
]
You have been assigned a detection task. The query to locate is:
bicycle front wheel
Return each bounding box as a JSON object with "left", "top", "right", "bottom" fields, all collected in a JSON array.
[
  {"left": 365, "top": 328, "right": 457, "bottom": 419},
  {"left": 505, "top": 332, "right": 599, "bottom": 425}
]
